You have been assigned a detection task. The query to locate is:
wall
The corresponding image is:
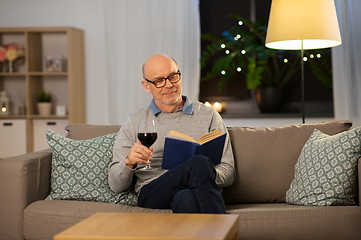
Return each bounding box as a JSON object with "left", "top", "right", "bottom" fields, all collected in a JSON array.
[
  {"left": 0, "top": 0, "right": 356, "bottom": 128},
  {"left": 0, "top": 0, "right": 108, "bottom": 124},
  {"left": 0, "top": 0, "right": 201, "bottom": 126}
]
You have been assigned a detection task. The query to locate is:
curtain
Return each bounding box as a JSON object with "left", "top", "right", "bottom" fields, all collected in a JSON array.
[
  {"left": 333, "top": 0, "right": 361, "bottom": 127},
  {"left": 102, "top": 0, "right": 200, "bottom": 124},
  {"left": 0, "top": 0, "right": 200, "bottom": 125}
]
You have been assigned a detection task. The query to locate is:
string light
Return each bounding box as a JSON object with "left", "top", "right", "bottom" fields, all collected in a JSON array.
[
  {"left": 237, "top": 67, "right": 242, "bottom": 72},
  {"left": 221, "top": 70, "right": 226, "bottom": 75},
  {"left": 303, "top": 57, "right": 308, "bottom": 61},
  {"left": 221, "top": 44, "right": 225, "bottom": 49},
  {"left": 317, "top": 54, "right": 321, "bottom": 58},
  {"left": 225, "top": 50, "right": 230, "bottom": 54},
  {"left": 234, "top": 34, "right": 241, "bottom": 41},
  {"left": 241, "top": 50, "right": 246, "bottom": 54},
  {"left": 284, "top": 59, "right": 288, "bottom": 63},
  {"left": 238, "top": 20, "right": 243, "bottom": 26},
  {"left": 310, "top": 54, "right": 314, "bottom": 58}
]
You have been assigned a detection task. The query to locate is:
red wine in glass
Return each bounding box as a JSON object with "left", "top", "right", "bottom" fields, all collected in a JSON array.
[
  {"left": 138, "top": 120, "right": 157, "bottom": 170},
  {"left": 138, "top": 132, "right": 157, "bottom": 148}
]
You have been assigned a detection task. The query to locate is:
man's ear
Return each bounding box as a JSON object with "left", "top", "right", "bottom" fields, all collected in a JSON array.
[{"left": 141, "top": 80, "right": 152, "bottom": 94}]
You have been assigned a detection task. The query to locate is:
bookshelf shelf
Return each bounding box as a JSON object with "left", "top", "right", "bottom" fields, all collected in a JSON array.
[{"left": 0, "top": 27, "right": 85, "bottom": 155}]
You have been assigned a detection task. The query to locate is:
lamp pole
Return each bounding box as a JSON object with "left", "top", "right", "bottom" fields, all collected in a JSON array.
[
  {"left": 265, "top": 0, "right": 341, "bottom": 124},
  {"left": 301, "top": 40, "right": 305, "bottom": 124}
]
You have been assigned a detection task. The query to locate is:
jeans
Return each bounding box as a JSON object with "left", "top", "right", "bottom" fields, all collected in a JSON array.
[{"left": 138, "top": 155, "right": 226, "bottom": 214}]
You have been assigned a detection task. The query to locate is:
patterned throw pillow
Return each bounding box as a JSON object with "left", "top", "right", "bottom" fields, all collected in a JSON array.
[
  {"left": 45, "top": 129, "right": 137, "bottom": 206},
  {"left": 286, "top": 127, "right": 361, "bottom": 206}
]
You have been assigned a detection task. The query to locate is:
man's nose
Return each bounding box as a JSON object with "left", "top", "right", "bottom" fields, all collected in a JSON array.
[{"left": 164, "top": 78, "right": 174, "bottom": 88}]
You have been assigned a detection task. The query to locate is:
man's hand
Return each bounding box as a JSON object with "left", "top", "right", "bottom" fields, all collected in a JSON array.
[{"left": 125, "top": 142, "right": 153, "bottom": 169}]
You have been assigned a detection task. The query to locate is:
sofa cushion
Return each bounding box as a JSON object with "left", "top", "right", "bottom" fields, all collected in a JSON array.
[
  {"left": 222, "top": 120, "right": 352, "bottom": 205},
  {"left": 286, "top": 127, "right": 361, "bottom": 206},
  {"left": 24, "top": 200, "right": 171, "bottom": 240},
  {"left": 65, "top": 124, "right": 121, "bottom": 140},
  {"left": 225, "top": 203, "right": 361, "bottom": 240},
  {"left": 45, "top": 130, "right": 137, "bottom": 205}
]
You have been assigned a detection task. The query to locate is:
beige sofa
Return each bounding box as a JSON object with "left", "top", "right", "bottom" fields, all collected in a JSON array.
[{"left": 0, "top": 120, "right": 360, "bottom": 240}]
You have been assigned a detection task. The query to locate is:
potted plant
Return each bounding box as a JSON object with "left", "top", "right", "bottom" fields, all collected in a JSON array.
[
  {"left": 201, "top": 14, "right": 302, "bottom": 113},
  {"left": 36, "top": 90, "right": 52, "bottom": 116}
]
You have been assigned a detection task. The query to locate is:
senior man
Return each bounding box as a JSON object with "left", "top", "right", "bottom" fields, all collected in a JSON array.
[{"left": 108, "top": 54, "right": 235, "bottom": 213}]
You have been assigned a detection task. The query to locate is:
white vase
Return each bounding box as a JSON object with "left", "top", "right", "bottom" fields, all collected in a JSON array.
[{"left": 37, "top": 102, "right": 52, "bottom": 116}]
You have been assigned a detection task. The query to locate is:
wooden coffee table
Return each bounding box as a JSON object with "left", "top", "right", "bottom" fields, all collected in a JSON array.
[{"left": 54, "top": 212, "right": 239, "bottom": 240}]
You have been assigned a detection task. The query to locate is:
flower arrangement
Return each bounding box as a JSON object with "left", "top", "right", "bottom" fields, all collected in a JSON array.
[{"left": 0, "top": 43, "right": 25, "bottom": 72}]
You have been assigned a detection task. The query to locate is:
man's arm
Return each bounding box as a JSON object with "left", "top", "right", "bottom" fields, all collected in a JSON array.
[
  {"left": 108, "top": 158, "right": 135, "bottom": 194},
  {"left": 108, "top": 117, "right": 154, "bottom": 193},
  {"left": 211, "top": 111, "right": 236, "bottom": 188},
  {"left": 108, "top": 117, "right": 137, "bottom": 193},
  {"left": 108, "top": 120, "right": 135, "bottom": 193}
]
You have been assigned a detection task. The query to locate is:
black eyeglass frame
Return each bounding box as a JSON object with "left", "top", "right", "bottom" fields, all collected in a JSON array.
[{"left": 144, "top": 70, "right": 181, "bottom": 88}]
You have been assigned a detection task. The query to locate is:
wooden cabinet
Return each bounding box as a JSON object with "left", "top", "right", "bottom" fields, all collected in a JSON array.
[
  {"left": 33, "top": 119, "right": 69, "bottom": 152},
  {"left": 0, "top": 119, "right": 26, "bottom": 158},
  {"left": 0, "top": 27, "right": 85, "bottom": 154}
]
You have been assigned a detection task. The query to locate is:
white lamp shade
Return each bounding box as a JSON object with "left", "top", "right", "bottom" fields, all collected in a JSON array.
[{"left": 265, "top": 0, "right": 342, "bottom": 50}]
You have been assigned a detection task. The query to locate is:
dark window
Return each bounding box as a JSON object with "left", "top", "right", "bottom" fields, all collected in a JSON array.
[{"left": 200, "top": 0, "right": 334, "bottom": 118}]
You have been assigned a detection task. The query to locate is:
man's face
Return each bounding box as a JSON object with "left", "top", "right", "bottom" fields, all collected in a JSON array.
[{"left": 142, "top": 56, "right": 182, "bottom": 112}]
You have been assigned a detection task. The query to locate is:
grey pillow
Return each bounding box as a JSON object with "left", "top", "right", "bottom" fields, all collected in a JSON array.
[
  {"left": 45, "top": 129, "right": 137, "bottom": 206},
  {"left": 286, "top": 127, "right": 361, "bottom": 206}
]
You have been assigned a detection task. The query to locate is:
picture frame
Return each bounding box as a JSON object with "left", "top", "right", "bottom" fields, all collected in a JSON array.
[
  {"left": 45, "top": 55, "right": 63, "bottom": 72},
  {"left": 56, "top": 105, "right": 66, "bottom": 116}
]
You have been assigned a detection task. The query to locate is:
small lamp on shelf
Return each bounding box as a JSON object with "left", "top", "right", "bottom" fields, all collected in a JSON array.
[{"left": 0, "top": 91, "right": 10, "bottom": 115}]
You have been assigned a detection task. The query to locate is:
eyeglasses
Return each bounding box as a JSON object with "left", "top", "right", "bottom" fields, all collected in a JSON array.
[{"left": 144, "top": 70, "right": 181, "bottom": 88}]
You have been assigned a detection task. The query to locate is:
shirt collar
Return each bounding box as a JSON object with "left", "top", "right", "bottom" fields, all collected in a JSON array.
[{"left": 149, "top": 95, "right": 193, "bottom": 115}]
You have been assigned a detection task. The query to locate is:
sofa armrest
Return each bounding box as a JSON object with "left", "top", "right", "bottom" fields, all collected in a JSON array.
[
  {"left": 358, "top": 157, "right": 361, "bottom": 206},
  {"left": 0, "top": 149, "right": 52, "bottom": 240}
]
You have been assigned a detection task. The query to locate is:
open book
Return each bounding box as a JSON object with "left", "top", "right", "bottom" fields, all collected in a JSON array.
[{"left": 161, "top": 130, "right": 226, "bottom": 170}]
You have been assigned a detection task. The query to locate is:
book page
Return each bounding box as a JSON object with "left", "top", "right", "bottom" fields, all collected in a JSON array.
[
  {"left": 167, "top": 130, "right": 224, "bottom": 144},
  {"left": 167, "top": 130, "right": 197, "bottom": 143},
  {"left": 198, "top": 130, "right": 223, "bottom": 144}
]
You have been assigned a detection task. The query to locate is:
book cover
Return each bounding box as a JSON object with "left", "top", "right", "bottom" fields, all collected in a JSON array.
[{"left": 161, "top": 130, "right": 226, "bottom": 170}]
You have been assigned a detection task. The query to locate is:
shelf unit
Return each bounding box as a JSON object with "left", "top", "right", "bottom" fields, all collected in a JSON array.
[{"left": 0, "top": 27, "right": 85, "bottom": 154}]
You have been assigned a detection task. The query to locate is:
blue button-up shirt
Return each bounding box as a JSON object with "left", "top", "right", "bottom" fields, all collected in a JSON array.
[{"left": 149, "top": 95, "right": 194, "bottom": 116}]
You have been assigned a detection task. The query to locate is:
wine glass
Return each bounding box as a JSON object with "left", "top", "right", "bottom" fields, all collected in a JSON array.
[{"left": 138, "top": 120, "right": 157, "bottom": 170}]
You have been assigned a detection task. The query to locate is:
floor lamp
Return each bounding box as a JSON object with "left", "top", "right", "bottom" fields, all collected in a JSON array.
[{"left": 265, "top": 0, "right": 342, "bottom": 123}]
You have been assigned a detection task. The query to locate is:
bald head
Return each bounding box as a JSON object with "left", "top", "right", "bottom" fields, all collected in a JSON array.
[
  {"left": 140, "top": 54, "right": 183, "bottom": 113},
  {"left": 142, "top": 54, "right": 178, "bottom": 78}
]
